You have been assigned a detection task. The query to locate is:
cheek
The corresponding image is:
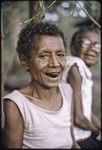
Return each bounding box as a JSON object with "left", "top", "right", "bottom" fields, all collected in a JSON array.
[
  {"left": 35, "top": 59, "right": 48, "bottom": 69},
  {"left": 95, "top": 54, "right": 100, "bottom": 62},
  {"left": 29, "top": 64, "right": 42, "bottom": 81},
  {"left": 29, "top": 59, "right": 47, "bottom": 74},
  {"left": 60, "top": 59, "right": 66, "bottom": 69},
  {"left": 79, "top": 48, "right": 84, "bottom": 55}
]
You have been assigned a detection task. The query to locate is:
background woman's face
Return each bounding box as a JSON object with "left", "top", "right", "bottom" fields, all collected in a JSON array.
[
  {"left": 29, "top": 35, "right": 66, "bottom": 88},
  {"left": 79, "top": 31, "right": 100, "bottom": 67}
]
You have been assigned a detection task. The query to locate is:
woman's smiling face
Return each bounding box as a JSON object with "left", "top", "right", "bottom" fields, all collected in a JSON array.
[
  {"left": 28, "top": 35, "right": 66, "bottom": 88},
  {"left": 79, "top": 31, "right": 100, "bottom": 67}
]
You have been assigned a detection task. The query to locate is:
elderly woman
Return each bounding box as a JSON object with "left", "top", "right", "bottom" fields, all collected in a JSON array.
[
  {"left": 61, "top": 25, "right": 101, "bottom": 149},
  {"left": 3, "top": 21, "right": 79, "bottom": 149}
]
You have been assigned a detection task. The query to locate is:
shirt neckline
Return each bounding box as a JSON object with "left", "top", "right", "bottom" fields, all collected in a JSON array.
[{"left": 14, "top": 84, "right": 64, "bottom": 114}]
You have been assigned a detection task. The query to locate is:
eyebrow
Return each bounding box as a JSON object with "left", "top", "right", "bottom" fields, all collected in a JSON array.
[
  {"left": 38, "top": 50, "right": 50, "bottom": 54},
  {"left": 39, "top": 49, "right": 65, "bottom": 53}
]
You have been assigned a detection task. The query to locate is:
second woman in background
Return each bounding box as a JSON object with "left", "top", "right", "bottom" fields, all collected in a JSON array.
[{"left": 61, "top": 25, "right": 101, "bottom": 149}]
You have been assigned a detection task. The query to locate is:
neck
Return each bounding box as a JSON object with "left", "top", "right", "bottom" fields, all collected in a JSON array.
[{"left": 30, "top": 81, "right": 59, "bottom": 102}]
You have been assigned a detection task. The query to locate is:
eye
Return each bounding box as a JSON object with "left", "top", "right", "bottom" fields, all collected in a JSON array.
[
  {"left": 95, "top": 43, "right": 101, "bottom": 49},
  {"left": 39, "top": 53, "right": 50, "bottom": 59},
  {"left": 57, "top": 52, "right": 65, "bottom": 57},
  {"left": 82, "top": 39, "right": 91, "bottom": 45}
]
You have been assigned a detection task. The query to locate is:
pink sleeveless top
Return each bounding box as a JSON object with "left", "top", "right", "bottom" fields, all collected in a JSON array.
[{"left": 3, "top": 83, "right": 73, "bottom": 148}]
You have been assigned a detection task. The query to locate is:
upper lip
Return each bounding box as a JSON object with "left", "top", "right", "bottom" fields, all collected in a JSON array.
[
  {"left": 86, "top": 54, "right": 95, "bottom": 57},
  {"left": 85, "top": 52, "right": 96, "bottom": 57}
]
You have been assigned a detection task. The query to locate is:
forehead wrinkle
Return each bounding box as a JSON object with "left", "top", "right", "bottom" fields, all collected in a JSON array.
[
  {"left": 40, "top": 35, "right": 64, "bottom": 45},
  {"left": 39, "top": 49, "right": 65, "bottom": 53}
]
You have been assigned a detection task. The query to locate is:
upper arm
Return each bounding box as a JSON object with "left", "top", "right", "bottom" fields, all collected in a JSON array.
[
  {"left": 67, "top": 64, "right": 83, "bottom": 114},
  {"left": 3, "top": 99, "right": 24, "bottom": 148},
  {"left": 67, "top": 65, "right": 99, "bottom": 131},
  {"left": 67, "top": 64, "right": 82, "bottom": 92}
]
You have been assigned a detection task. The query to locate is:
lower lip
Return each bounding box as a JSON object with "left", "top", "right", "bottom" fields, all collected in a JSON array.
[
  {"left": 86, "top": 55, "right": 95, "bottom": 59},
  {"left": 48, "top": 75, "right": 59, "bottom": 79}
]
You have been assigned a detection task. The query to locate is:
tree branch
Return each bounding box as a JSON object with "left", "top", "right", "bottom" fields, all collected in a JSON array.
[
  {"left": 19, "top": 0, "right": 56, "bottom": 25},
  {"left": 77, "top": 1, "right": 101, "bottom": 28}
]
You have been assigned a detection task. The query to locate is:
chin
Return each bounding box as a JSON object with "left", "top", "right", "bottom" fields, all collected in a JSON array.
[
  {"left": 86, "top": 61, "right": 97, "bottom": 67},
  {"left": 43, "top": 82, "right": 59, "bottom": 89}
]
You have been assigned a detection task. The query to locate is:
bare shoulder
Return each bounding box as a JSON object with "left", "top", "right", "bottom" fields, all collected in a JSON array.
[
  {"left": 69, "top": 64, "right": 81, "bottom": 77},
  {"left": 68, "top": 64, "right": 82, "bottom": 83},
  {"left": 3, "top": 99, "right": 24, "bottom": 148},
  {"left": 4, "top": 99, "right": 24, "bottom": 127}
]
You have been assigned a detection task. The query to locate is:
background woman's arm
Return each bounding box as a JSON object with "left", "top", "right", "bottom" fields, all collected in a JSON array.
[
  {"left": 91, "top": 113, "right": 101, "bottom": 131},
  {"left": 68, "top": 64, "right": 98, "bottom": 132},
  {"left": 70, "top": 88, "right": 80, "bottom": 149}
]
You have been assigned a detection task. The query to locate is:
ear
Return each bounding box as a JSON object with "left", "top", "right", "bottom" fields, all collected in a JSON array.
[{"left": 19, "top": 56, "right": 29, "bottom": 71}]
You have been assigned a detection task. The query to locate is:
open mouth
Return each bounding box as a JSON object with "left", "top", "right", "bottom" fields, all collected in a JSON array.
[{"left": 45, "top": 72, "right": 59, "bottom": 78}]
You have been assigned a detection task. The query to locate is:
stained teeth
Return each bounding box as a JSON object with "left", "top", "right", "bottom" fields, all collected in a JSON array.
[{"left": 46, "top": 73, "right": 59, "bottom": 78}]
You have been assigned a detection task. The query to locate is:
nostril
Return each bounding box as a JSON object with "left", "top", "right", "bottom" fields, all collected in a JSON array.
[{"left": 49, "top": 57, "right": 59, "bottom": 67}]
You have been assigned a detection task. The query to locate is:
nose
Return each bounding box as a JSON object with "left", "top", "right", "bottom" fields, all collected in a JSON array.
[{"left": 49, "top": 54, "right": 60, "bottom": 67}]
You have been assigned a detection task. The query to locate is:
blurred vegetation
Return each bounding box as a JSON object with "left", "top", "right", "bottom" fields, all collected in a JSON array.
[{"left": 1, "top": 1, "right": 101, "bottom": 118}]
